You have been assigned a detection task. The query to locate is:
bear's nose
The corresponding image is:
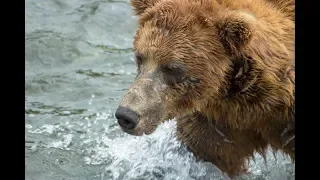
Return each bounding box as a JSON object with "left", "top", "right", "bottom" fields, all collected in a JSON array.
[{"left": 115, "top": 106, "right": 139, "bottom": 130}]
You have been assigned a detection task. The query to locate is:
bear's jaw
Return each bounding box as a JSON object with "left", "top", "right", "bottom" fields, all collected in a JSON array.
[
  {"left": 120, "top": 122, "right": 159, "bottom": 136},
  {"left": 120, "top": 127, "right": 144, "bottom": 136}
]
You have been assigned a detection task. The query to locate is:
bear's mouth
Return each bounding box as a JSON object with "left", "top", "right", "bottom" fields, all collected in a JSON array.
[
  {"left": 120, "top": 127, "right": 144, "bottom": 136},
  {"left": 124, "top": 115, "right": 177, "bottom": 136},
  {"left": 120, "top": 125, "right": 156, "bottom": 136}
]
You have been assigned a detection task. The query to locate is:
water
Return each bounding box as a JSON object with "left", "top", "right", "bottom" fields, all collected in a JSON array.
[{"left": 25, "top": 0, "right": 295, "bottom": 179}]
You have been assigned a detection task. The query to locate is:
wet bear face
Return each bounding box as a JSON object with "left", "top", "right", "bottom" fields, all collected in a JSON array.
[{"left": 115, "top": 0, "right": 255, "bottom": 135}]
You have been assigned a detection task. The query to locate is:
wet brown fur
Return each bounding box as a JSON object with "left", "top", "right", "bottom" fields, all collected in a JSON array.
[{"left": 129, "top": 0, "right": 295, "bottom": 178}]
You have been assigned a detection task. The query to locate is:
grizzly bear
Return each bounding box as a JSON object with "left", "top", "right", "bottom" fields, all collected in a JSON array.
[{"left": 115, "top": 0, "right": 295, "bottom": 178}]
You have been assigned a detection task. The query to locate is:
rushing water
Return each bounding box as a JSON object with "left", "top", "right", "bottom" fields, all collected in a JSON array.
[{"left": 25, "top": 0, "right": 295, "bottom": 179}]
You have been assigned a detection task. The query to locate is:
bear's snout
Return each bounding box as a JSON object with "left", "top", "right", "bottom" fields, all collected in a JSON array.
[
  {"left": 116, "top": 74, "right": 169, "bottom": 136},
  {"left": 115, "top": 106, "right": 139, "bottom": 130}
]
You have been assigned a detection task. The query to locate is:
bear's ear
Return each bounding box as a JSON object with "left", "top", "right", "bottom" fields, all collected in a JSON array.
[
  {"left": 131, "top": 0, "right": 160, "bottom": 15},
  {"left": 216, "top": 12, "right": 255, "bottom": 55}
]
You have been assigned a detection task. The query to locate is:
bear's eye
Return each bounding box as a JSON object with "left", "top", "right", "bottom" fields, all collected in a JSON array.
[
  {"left": 162, "top": 63, "right": 186, "bottom": 74},
  {"left": 161, "top": 63, "right": 186, "bottom": 85}
]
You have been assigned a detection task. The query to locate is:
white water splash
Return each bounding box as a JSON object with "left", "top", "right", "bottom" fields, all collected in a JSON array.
[
  {"left": 84, "top": 120, "right": 227, "bottom": 180},
  {"left": 80, "top": 119, "right": 294, "bottom": 180},
  {"left": 27, "top": 113, "right": 294, "bottom": 180},
  {"left": 29, "top": 124, "right": 58, "bottom": 135},
  {"left": 48, "top": 134, "right": 74, "bottom": 150}
]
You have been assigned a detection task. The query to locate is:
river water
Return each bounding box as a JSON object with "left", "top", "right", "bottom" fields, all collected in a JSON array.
[{"left": 25, "top": 0, "right": 295, "bottom": 179}]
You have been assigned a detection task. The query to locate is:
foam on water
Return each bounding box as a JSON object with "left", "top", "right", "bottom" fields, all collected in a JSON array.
[
  {"left": 49, "top": 134, "right": 74, "bottom": 150},
  {"left": 29, "top": 124, "right": 58, "bottom": 135},
  {"left": 80, "top": 120, "right": 225, "bottom": 180},
  {"left": 27, "top": 111, "right": 294, "bottom": 180},
  {"left": 81, "top": 116, "right": 293, "bottom": 180}
]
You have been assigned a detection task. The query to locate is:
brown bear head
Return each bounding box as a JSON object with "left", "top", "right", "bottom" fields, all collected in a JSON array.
[{"left": 115, "top": 0, "right": 294, "bottom": 135}]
